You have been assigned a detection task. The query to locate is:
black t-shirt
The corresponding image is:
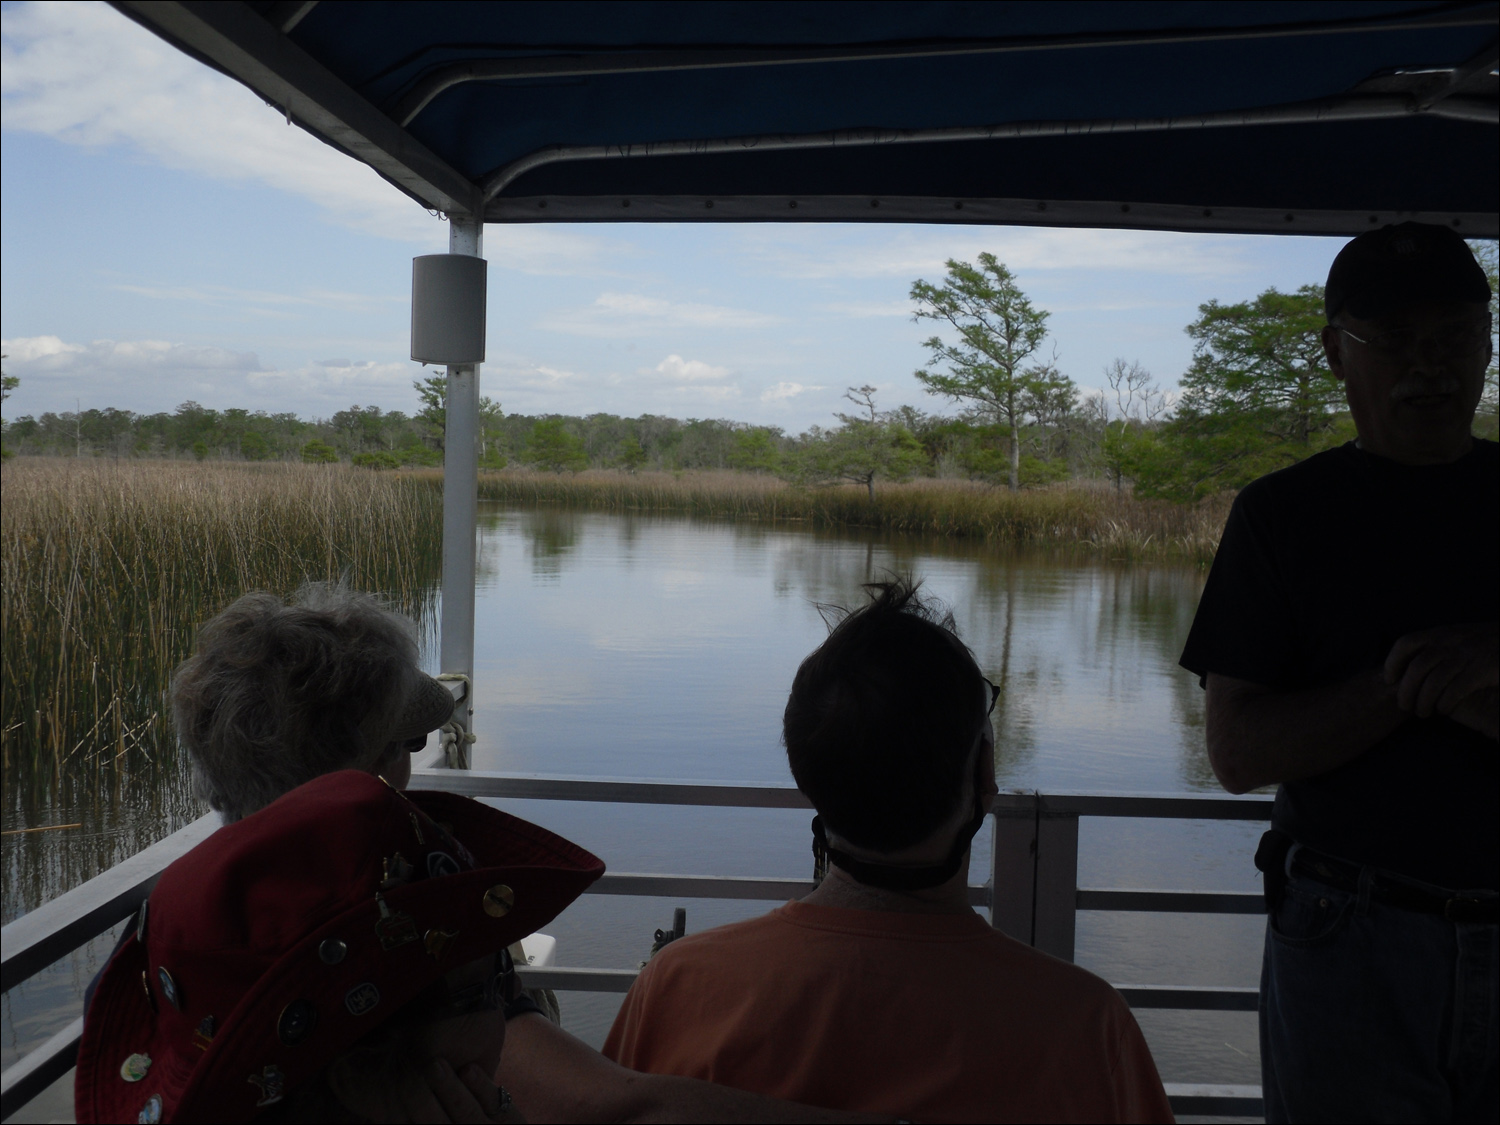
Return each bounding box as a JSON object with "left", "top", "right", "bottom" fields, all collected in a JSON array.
[{"left": 1180, "top": 439, "right": 1498, "bottom": 890}]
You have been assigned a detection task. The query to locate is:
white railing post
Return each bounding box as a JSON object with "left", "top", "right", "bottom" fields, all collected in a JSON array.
[
  {"left": 440, "top": 215, "right": 483, "bottom": 766},
  {"left": 989, "top": 792, "right": 1038, "bottom": 942},
  {"left": 1034, "top": 801, "right": 1080, "bottom": 962}
]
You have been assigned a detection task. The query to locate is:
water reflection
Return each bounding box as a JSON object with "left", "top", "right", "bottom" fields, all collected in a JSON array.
[
  {"left": 459, "top": 507, "right": 1259, "bottom": 1082},
  {"left": 9, "top": 504, "right": 1251, "bottom": 1090},
  {"left": 470, "top": 506, "right": 1212, "bottom": 795},
  {"left": 523, "top": 509, "right": 582, "bottom": 581}
]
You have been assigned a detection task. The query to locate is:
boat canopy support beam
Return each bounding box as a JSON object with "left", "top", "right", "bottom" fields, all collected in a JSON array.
[{"left": 438, "top": 215, "right": 483, "bottom": 766}]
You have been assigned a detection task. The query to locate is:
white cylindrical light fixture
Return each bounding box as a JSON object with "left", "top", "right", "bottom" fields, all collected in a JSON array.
[{"left": 411, "top": 254, "right": 487, "bottom": 364}]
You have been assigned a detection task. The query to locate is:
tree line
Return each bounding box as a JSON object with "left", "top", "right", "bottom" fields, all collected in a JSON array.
[{"left": 4, "top": 242, "right": 1494, "bottom": 503}]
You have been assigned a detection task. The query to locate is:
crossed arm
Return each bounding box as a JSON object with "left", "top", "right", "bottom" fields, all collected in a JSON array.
[
  {"left": 1206, "top": 622, "right": 1498, "bottom": 794},
  {"left": 496, "top": 1014, "right": 893, "bottom": 1124}
]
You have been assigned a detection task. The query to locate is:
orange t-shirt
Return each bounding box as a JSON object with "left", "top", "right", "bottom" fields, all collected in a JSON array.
[{"left": 604, "top": 901, "right": 1173, "bottom": 1124}]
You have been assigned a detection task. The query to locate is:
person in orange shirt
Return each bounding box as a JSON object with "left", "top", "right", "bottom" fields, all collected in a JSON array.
[{"left": 602, "top": 579, "right": 1173, "bottom": 1123}]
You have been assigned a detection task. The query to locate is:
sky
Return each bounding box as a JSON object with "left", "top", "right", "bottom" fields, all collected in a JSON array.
[{"left": 2, "top": 0, "right": 1349, "bottom": 432}]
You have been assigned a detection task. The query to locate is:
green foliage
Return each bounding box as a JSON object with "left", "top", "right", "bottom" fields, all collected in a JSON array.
[
  {"left": 0, "top": 362, "right": 14, "bottom": 459},
  {"left": 911, "top": 253, "right": 1075, "bottom": 489},
  {"left": 413, "top": 375, "right": 447, "bottom": 448},
  {"left": 727, "top": 428, "right": 782, "bottom": 473},
  {"left": 301, "top": 439, "right": 338, "bottom": 464},
  {"left": 352, "top": 450, "right": 402, "bottom": 470},
  {"left": 1093, "top": 359, "right": 1170, "bottom": 492},
  {"left": 616, "top": 434, "right": 648, "bottom": 472},
  {"left": 400, "top": 445, "right": 442, "bottom": 467},
  {"left": 1018, "top": 453, "right": 1070, "bottom": 487},
  {"left": 412, "top": 375, "right": 504, "bottom": 459},
  {"left": 796, "top": 386, "right": 928, "bottom": 500},
  {"left": 239, "top": 431, "right": 270, "bottom": 461},
  {"left": 1135, "top": 285, "right": 1344, "bottom": 501},
  {"left": 479, "top": 450, "right": 509, "bottom": 471},
  {"left": 522, "top": 418, "right": 588, "bottom": 473},
  {"left": 191, "top": 440, "right": 209, "bottom": 461}
]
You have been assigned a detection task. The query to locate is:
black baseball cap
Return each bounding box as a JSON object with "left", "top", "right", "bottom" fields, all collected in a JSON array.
[{"left": 1324, "top": 222, "right": 1491, "bottom": 322}]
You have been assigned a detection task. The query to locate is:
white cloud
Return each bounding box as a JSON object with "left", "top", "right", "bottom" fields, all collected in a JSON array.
[
  {"left": 761, "top": 381, "right": 820, "bottom": 402},
  {"left": 1, "top": 2, "right": 447, "bottom": 242},
  {"left": 486, "top": 227, "right": 620, "bottom": 277},
  {"left": 538, "top": 292, "right": 777, "bottom": 337},
  {"left": 819, "top": 300, "right": 914, "bottom": 319},
  {"left": 2, "top": 335, "right": 85, "bottom": 363},
  {"left": 650, "top": 354, "right": 730, "bottom": 382},
  {"left": 2, "top": 334, "right": 260, "bottom": 376},
  {"left": 678, "top": 384, "right": 741, "bottom": 401},
  {"left": 1, "top": 334, "right": 262, "bottom": 412},
  {"left": 113, "top": 282, "right": 405, "bottom": 317},
  {"left": 0, "top": 334, "right": 431, "bottom": 415},
  {"left": 248, "top": 359, "right": 412, "bottom": 395},
  {"left": 0, "top": 5, "right": 623, "bottom": 268},
  {"left": 489, "top": 361, "right": 579, "bottom": 391},
  {"left": 742, "top": 226, "right": 1245, "bottom": 281}
]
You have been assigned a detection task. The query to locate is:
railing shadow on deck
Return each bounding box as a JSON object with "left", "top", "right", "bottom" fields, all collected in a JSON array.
[{"left": 1, "top": 775, "right": 1271, "bottom": 1121}]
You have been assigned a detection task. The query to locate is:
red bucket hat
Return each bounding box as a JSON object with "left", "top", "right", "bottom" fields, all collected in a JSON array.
[{"left": 75, "top": 771, "right": 604, "bottom": 1124}]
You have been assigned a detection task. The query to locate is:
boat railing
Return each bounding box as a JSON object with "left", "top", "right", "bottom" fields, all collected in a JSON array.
[{"left": 2, "top": 774, "right": 1272, "bottom": 1121}]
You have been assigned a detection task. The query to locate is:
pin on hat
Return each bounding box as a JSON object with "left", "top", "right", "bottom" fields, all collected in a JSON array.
[{"left": 74, "top": 771, "right": 604, "bottom": 1123}]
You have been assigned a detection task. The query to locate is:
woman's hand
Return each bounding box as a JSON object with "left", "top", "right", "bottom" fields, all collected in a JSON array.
[{"left": 389, "top": 1059, "right": 527, "bottom": 1123}]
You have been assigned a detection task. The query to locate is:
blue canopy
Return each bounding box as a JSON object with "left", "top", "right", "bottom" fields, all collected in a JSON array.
[{"left": 113, "top": 1, "right": 1497, "bottom": 235}]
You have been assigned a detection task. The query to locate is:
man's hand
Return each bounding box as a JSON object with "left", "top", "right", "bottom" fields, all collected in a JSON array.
[
  {"left": 1385, "top": 623, "right": 1499, "bottom": 736},
  {"left": 1205, "top": 671, "right": 1406, "bottom": 793},
  {"left": 1446, "top": 686, "right": 1499, "bottom": 741},
  {"left": 498, "top": 1013, "right": 895, "bottom": 1122}
]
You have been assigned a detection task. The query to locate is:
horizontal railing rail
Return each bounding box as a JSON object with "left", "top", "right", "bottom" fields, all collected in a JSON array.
[
  {"left": 2, "top": 774, "right": 1273, "bottom": 1120},
  {"left": 1, "top": 814, "right": 219, "bottom": 993},
  {"left": 0, "top": 815, "right": 218, "bottom": 1117}
]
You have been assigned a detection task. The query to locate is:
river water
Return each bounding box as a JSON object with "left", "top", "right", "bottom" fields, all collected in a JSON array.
[
  {"left": 464, "top": 505, "right": 1264, "bottom": 1089},
  {"left": 3, "top": 502, "right": 1267, "bottom": 1116}
]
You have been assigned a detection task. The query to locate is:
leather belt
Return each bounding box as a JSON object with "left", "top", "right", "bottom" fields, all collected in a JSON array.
[{"left": 1290, "top": 849, "right": 1499, "bottom": 924}]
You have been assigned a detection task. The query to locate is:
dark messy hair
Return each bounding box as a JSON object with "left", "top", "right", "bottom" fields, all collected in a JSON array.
[
  {"left": 172, "top": 583, "right": 418, "bottom": 823},
  {"left": 783, "top": 579, "right": 986, "bottom": 852}
]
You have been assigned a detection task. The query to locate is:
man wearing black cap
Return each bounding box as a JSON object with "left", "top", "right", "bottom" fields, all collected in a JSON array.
[{"left": 1180, "top": 222, "right": 1497, "bottom": 1122}]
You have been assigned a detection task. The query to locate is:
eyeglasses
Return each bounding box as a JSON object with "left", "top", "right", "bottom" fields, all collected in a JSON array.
[{"left": 1337, "top": 321, "right": 1490, "bottom": 362}]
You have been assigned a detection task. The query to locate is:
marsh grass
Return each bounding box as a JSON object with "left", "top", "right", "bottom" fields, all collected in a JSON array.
[
  {"left": 1, "top": 459, "right": 443, "bottom": 780},
  {"left": 474, "top": 470, "right": 1232, "bottom": 564}
]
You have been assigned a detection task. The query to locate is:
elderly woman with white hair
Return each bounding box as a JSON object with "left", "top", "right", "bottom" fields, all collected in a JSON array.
[{"left": 170, "top": 583, "right": 454, "bottom": 820}]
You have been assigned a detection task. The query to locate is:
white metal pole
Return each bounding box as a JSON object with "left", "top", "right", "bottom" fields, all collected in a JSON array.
[{"left": 440, "top": 215, "right": 483, "bottom": 766}]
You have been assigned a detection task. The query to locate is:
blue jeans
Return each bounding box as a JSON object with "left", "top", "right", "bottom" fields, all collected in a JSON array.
[{"left": 1261, "top": 865, "right": 1498, "bottom": 1123}]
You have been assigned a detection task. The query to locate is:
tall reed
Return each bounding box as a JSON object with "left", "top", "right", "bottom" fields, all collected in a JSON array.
[
  {"left": 2, "top": 459, "right": 443, "bottom": 922},
  {"left": 474, "top": 470, "right": 1232, "bottom": 564},
  {"left": 1, "top": 460, "right": 443, "bottom": 777}
]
